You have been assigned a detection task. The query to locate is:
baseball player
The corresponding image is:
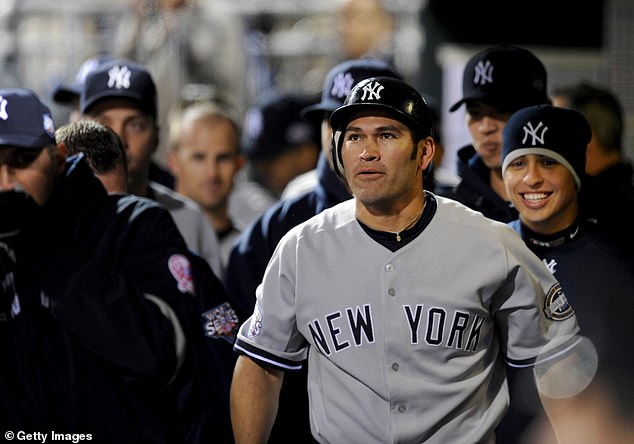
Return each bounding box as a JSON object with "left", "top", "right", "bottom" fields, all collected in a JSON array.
[
  {"left": 441, "top": 45, "right": 551, "bottom": 223},
  {"left": 230, "top": 77, "right": 582, "bottom": 443},
  {"left": 79, "top": 58, "right": 223, "bottom": 278},
  {"left": 0, "top": 90, "right": 236, "bottom": 443},
  {"left": 224, "top": 58, "right": 402, "bottom": 443},
  {"left": 500, "top": 104, "right": 634, "bottom": 441}
]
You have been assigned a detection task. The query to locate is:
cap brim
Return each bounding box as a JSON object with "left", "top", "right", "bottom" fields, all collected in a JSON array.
[
  {"left": 448, "top": 98, "right": 466, "bottom": 113},
  {"left": 300, "top": 99, "right": 341, "bottom": 120},
  {"left": 0, "top": 133, "right": 51, "bottom": 149},
  {"left": 81, "top": 90, "right": 147, "bottom": 115},
  {"left": 51, "top": 85, "right": 80, "bottom": 104}
]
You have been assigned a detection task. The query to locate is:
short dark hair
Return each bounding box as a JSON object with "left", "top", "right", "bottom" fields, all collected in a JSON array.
[
  {"left": 552, "top": 82, "right": 623, "bottom": 154},
  {"left": 56, "top": 119, "right": 127, "bottom": 175}
]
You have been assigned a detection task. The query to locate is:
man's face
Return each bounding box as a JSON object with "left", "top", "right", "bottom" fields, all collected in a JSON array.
[
  {"left": 169, "top": 118, "right": 243, "bottom": 212},
  {"left": 84, "top": 99, "right": 157, "bottom": 190},
  {"left": 340, "top": 115, "right": 432, "bottom": 212},
  {"left": 0, "top": 146, "right": 59, "bottom": 205},
  {"left": 465, "top": 101, "right": 513, "bottom": 170},
  {"left": 503, "top": 154, "right": 578, "bottom": 234}
]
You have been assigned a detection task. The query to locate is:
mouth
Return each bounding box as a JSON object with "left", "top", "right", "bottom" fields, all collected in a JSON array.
[
  {"left": 521, "top": 192, "right": 551, "bottom": 201},
  {"left": 519, "top": 192, "right": 552, "bottom": 208}
]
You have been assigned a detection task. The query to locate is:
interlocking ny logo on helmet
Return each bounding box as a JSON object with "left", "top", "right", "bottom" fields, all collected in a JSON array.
[
  {"left": 360, "top": 81, "right": 384, "bottom": 101},
  {"left": 329, "top": 77, "right": 434, "bottom": 178}
]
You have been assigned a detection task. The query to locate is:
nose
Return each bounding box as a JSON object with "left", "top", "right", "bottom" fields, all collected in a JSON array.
[
  {"left": 477, "top": 116, "right": 497, "bottom": 133},
  {"left": 0, "top": 164, "right": 17, "bottom": 191},
  {"left": 359, "top": 140, "right": 380, "bottom": 161},
  {"left": 522, "top": 161, "right": 544, "bottom": 186}
]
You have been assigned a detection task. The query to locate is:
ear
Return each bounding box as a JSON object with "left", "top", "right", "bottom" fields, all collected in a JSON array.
[
  {"left": 166, "top": 150, "right": 179, "bottom": 177},
  {"left": 54, "top": 142, "right": 68, "bottom": 175},
  {"left": 418, "top": 137, "right": 435, "bottom": 171},
  {"left": 235, "top": 153, "right": 246, "bottom": 172}
]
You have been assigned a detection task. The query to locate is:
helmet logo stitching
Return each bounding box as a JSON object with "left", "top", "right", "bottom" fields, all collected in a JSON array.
[
  {"left": 521, "top": 121, "right": 548, "bottom": 145},
  {"left": 360, "top": 81, "right": 384, "bottom": 101},
  {"left": 473, "top": 60, "right": 494, "bottom": 85}
]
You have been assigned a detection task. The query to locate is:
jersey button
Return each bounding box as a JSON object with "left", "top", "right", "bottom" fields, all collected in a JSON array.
[
  {"left": 398, "top": 405, "right": 406, "bottom": 413},
  {"left": 385, "top": 264, "right": 394, "bottom": 272},
  {"left": 391, "top": 362, "right": 399, "bottom": 371},
  {"left": 388, "top": 288, "right": 396, "bottom": 297}
]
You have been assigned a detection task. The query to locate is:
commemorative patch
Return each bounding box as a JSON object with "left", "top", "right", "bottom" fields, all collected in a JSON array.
[
  {"left": 543, "top": 283, "right": 574, "bottom": 321},
  {"left": 202, "top": 302, "right": 239, "bottom": 342},
  {"left": 168, "top": 254, "right": 194, "bottom": 294}
]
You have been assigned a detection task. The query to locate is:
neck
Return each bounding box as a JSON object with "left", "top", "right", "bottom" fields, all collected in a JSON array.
[
  {"left": 204, "top": 206, "right": 231, "bottom": 234},
  {"left": 128, "top": 174, "right": 150, "bottom": 197},
  {"left": 356, "top": 193, "right": 426, "bottom": 234}
]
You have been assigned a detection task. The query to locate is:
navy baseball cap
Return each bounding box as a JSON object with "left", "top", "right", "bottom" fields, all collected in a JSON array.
[
  {"left": 449, "top": 45, "right": 549, "bottom": 113},
  {"left": 80, "top": 59, "right": 157, "bottom": 119},
  {"left": 502, "top": 104, "right": 591, "bottom": 189},
  {"left": 242, "top": 92, "right": 317, "bottom": 160},
  {"left": 51, "top": 55, "right": 114, "bottom": 105},
  {"left": 301, "top": 58, "right": 402, "bottom": 122},
  {"left": 0, "top": 88, "right": 56, "bottom": 149}
]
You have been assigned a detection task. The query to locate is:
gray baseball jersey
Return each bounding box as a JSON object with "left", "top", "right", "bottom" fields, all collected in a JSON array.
[{"left": 234, "top": 195, "right": 579, "bottom": 444}]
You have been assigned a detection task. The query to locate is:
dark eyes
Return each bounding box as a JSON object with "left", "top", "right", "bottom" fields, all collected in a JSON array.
[{"left": 0, "top": 148, "right": 42, "bottom": 169}]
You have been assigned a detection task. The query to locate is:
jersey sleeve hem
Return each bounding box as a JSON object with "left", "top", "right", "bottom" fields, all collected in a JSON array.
[
  {"left": 234, "top": 338, "right": 303, "bottom": 372},
  {"left": 505, "top": 334, "right": 583, "bottom": 369}
]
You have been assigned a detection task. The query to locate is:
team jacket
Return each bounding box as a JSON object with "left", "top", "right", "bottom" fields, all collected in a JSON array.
[
  {"left": 0, "top": 155, "right": 236, "bottom": 443},
  {"left": 509, "top": 219, "right": 634, "bottom": 346},
  {"left": 439, "top": 145, "right": 518, "bottom": 223}
]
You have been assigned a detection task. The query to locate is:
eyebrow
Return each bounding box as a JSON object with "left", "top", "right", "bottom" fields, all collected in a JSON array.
[{"left": 345, "top": 124, "right": 406, "bottom": 134}]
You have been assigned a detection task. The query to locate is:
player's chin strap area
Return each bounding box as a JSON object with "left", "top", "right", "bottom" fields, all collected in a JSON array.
[{"left": 330, "top": 129, "right": 345, "bottom": 179}]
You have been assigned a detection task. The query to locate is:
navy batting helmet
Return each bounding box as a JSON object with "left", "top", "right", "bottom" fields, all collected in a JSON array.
[{"left": 329, "top": 76, "right": 434, "bottom": 178}]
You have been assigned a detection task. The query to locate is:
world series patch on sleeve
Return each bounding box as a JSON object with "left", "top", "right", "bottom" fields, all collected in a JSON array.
[{"left": 202, "top": 302, "right": 239, "bottom": 343}]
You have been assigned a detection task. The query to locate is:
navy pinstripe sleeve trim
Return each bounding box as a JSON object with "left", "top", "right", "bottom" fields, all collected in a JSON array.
[{"left": 234, "top": 338, "right": 303, "bottom": 371}]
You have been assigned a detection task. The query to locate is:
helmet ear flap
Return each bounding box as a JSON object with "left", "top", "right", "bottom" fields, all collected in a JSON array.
[{"left": 330, "top": 129, "right": 345, "bottom": 179}]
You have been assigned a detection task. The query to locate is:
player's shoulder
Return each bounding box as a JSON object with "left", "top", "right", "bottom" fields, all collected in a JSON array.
[
  {"left": 150, "top": 181, "right": 202, "bottom": 213},
  {"left": 279, "top": 198, "right": 356, "bottom": 242},
  {"left": 433, "top": 194, "right": 519, "bottom": 240},
  {"left": 110, "top": 192, "right": 165, "bottom": 219}
]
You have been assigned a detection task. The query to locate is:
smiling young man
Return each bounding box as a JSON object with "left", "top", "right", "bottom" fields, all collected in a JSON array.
[
  {"left": 501, "top": 104, "right": 634, "bottom": 443},
  {"left": 230, "top": 78, "right": 583, "bottom": 444}
]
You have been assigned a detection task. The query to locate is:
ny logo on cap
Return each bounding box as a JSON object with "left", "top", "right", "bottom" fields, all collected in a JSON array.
[
  {"left": 522, "top": 121, "right": 549, "bottom": 145},
  {"left": 473, "top": 60, "right": 494, "bottom": 86},
  {"left": 0, "top": 97, "right": 7, "bottom": 120},
  {"left": 360, "top": 81, "right": 384, "bottom": 101},
  {"left": 42, "top": 114, "right": 55, "bottom": 136},
  {"left": 331, "top": 72, "right": 355, "bottom": 99},
  {"left": 107, "top": 65, "right": 132, "bottom": 90}
]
